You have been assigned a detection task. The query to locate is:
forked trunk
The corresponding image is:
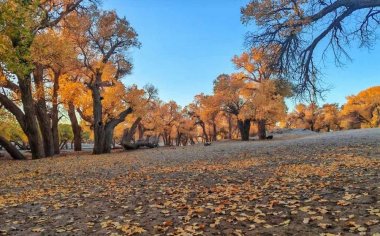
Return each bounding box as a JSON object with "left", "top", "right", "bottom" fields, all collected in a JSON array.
[
  {"left": 34, "top": 66, "right": 54, "bottom": 157},
  {"left": 121, "top": 117, "right": 141, "bottom": 148},
  {"left": 103, "top": 108, "right": 134, "bottom": 152},
  {"left": 18, "top": 76, "right": 45, "bottom": 158}
]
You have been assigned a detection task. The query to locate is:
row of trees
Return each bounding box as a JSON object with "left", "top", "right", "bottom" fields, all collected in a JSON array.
[
  {"left": 0, "top": 1, "right": 143, "bottom": 158},
  {"left": 3, "top": 80, "right": 376, "bottom": 159},
  {"left": 1, "top": 0, "right": 379, "bottom": 160},
  {"left": 286, "top": 86, "right": 380, "bottom": 131},
  {"left": 0, "top": 0, "right": 292, "bottom": 160}
]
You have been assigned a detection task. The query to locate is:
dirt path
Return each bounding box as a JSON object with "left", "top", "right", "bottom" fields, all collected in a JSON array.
[{"left": 0, "top": 128, "right": 379, "bottom": 235}]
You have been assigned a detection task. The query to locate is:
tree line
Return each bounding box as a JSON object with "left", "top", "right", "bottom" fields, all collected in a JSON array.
[{"left": 1, "top": 0, "right": 379, "bottom": 159}]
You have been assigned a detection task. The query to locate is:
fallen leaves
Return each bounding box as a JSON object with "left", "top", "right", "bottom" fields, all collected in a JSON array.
[
  {"left": 0, "top": 134, "right": 379, "bottom": 235},
  {"left": 31, "top": 227, "right": 44, "bottom": 232}
]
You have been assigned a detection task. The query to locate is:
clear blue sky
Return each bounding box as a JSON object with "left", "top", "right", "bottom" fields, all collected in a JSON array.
[{"left": 104, "top": 0, "right": 380, "bottom": 110}]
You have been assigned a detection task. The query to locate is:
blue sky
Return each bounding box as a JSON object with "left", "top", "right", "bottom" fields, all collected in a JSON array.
[{"left": 104, "top": 0, "right": 380, "bottom": 110}]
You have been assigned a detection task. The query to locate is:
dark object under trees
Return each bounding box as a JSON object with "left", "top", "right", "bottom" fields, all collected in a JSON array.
[
  {"left": 0, "top": 136, "right": 26, "bottom": 160},
  {"left": 242, "top": 0, "right": 380, "bottom": 96},
  {"left": 122, "top": 137, "right": 159, "bottom": 150}
]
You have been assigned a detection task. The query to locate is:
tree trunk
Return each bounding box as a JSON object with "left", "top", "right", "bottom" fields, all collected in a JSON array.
[
  {"left": 91, "top": 73, "right": 105, "bottom": 155},
  {"left": 238, "top": 119, "right": 250, "bottom": 141},
  {"left": 189, "top": 136, "right": 195, "bottom": 145},
  {"left": 228, "top": 114, "right": 232, "bottom": 139},
  {"left": 103, "top": 108, "right": 134, "bottom": 153},
  {"left": 0, "top": 136, "right": 26, "bottom": 160},
  {"left": 176, "top": 131, "right": 181, "bottom": 146},
  {"left": 138, "top": 123, "right": 144, "bottom": 140},
  {"left": 103, "top": 125, "right": 114, "bottom": 153},
  {"left": 199, "top": 121, "right": 209, "bottom": 143},
  {"left": 212, "top": 122, "right": 217, "bottom": 141},
  {"left": 33, "top": 65, "right": 54, "bottom": 157},
  {"left": 257, "top": 119, "right": 266, "bottom": 140},
  {"left": 18, "top": 76, "right": 45, "bottom": 158},
  {"left": 121, "top": 117, "right": 142, "bottom": 148},
  {"left": 68, "top": 102, "right": 82, "bottom": 151},
  {"left": 51, "top": 70, "right": 60, "bottom": 154},
  {"left": 163, "top": 132, "right": 171, "bottom": 146}
]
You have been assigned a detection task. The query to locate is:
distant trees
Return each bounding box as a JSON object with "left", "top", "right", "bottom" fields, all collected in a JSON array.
[
  {"left": 286, "top": 86, "right": 380, "bottom": 131},
  {"left": 241, "top": 0, "right": 380, "bottom": 95},
  {"left": 340, "top": 86, "right": 380, "bottom": 128}
]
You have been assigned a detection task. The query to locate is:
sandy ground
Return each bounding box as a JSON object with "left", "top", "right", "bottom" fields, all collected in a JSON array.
[{"left": 0, "top": 128, "right": 379, "bottom": 235}]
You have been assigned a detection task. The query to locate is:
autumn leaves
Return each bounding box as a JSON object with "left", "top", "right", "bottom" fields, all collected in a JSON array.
[{"left": 0, "top": 1, "right": 142, "bottom": 158}]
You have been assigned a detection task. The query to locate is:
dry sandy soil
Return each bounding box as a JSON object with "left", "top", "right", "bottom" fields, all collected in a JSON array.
[{"left": 0, "top": 128, "right": 379, "bottom": 235}]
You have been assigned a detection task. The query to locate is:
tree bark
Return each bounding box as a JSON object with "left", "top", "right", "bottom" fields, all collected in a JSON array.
[
  {"left": 103, "top": 107, "right": 133, "bottom": 153},
  {"left": 103, "top": 125, "right": 114, "bottom": 153},
  {"left": 0, "top": 136, "right": 26, "bottom": 160},
  {"left": 91, "top": 72, "right": 105, "bottom": 154},
  {"left": 68, "top": 102, "right": 82, "bottom": 151},
  {"left": 212, "top": 122, "right": 217, "bottom": 141},
  {"left": 228, "top": 114, "right": 232, "bottom": 139},
  {"left": 176, "top": 131, "right": 182, "bottom": 146},
  {"left": 238, "top": 119, "right": 251, "bottom": 141},
  {"left": 163, "top": 131, "right": 171, "bottom": 146},
  {"left": 199, "top": 121, "right": 209, "bottom": 143},
  {"left": 121, "top": 119, "right": 141, "bottom": 150},
  {"left": 137, "top": 123, "right": 144, "bottom": 140},
  {"left": 257, "top": 119, "right": 266, "bottom": 140},
  {"left": 51, "top": 70, "right": 60, "bottom": 154},
  {"left": 33, "top": 65, "right": 54, "bottom": 157},
  {"left": 18, "top": 76, "right": 45, "bottom": 158}
]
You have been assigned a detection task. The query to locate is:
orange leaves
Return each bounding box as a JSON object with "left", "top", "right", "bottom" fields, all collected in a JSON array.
[
  {"left": 341, "top": 86, "right": 380, "bottom": 129},
  {"left": 101, "top": 220, "right": 146, "bottom": 235},
  {"left": 1, "top": 131, "right": 380, "bottom": 234}
]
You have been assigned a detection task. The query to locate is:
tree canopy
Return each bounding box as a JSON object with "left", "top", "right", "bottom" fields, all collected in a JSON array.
[{"left": 242, "top": 0, "right": 380, "bottom": 96}]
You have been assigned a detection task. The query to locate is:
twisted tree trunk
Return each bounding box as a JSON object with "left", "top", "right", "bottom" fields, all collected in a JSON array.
[
  {"left": 34, "top": 65, "right": 54, "bottom": 157},
  {"left": 19, "top": 76, "right": 45, "bottom": 158},
  {"left": 103, "top": 107, "right": 133, "bottom": 153}
]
